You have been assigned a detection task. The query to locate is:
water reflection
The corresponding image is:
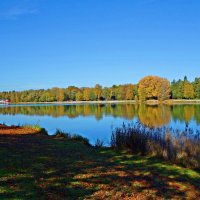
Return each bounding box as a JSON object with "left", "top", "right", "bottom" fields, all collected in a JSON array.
[
  {"left": 0, "top": 103, "right": 200, "bottom": 127},
  {"left": 138, "top": 105, "right": 171, "bottom": 127}
]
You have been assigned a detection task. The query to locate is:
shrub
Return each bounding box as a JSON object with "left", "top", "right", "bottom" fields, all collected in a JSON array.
[
  {"left": 54, "top": 130, "right": 90, "bottom": 146},
  {"left": 71, "top": 134, "right": 90, "bottom": 146},
  {"left": 54, "top": 129, "right": 70, "bottom": 139}
]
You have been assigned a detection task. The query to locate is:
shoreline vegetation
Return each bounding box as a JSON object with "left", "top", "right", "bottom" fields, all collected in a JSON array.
[
  {"left": 0, "top": 124, "right": 200, "bottom": 199},
  {"left": 111, "top": 123, "right": 200, "bottom": 169},
  {"left": 1, "top": 76, "right": 200, "bottom": 104}
]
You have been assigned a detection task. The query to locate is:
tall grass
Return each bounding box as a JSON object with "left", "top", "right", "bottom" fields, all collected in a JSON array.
[
  {"left": 22, "top": 124, "right": 43, "bottom": 132},
  {"left": 22, "top": 124, "right": 48, "bottom": 135},
  {"left": 111, "top": 122, "right": 200, "bottom": 168},
  {"left": 95, "top": 138, "right": 104, "bottom": 148}
]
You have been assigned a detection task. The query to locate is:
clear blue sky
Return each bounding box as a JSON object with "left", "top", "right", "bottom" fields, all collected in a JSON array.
[{"left": 0, "top": 0, "right": 200, "bottom": 91}]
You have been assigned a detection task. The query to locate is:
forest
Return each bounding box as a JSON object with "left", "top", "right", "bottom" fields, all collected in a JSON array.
[{"left": 0, "top": 76, "right": 200, "bottom": 103}]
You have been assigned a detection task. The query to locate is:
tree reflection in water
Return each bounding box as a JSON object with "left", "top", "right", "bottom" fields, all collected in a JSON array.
[{"left": 0, "top": 103, "right": 200, "bottom": 128}]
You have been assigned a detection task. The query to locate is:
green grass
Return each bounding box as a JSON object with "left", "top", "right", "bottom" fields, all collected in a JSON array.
[
  {"left": 24, "top": 124, "right": 41, "bottom": 130},
  {"left": 0, "top": 134, "right": 199, "bottom": 199},
  {"left": 22, "top": 124, "right": 43, "bottom": 132}
]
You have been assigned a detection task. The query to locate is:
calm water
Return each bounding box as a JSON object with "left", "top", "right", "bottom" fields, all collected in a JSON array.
[{"left": 0, "top": 103, "right": 200, "bottom": 144}]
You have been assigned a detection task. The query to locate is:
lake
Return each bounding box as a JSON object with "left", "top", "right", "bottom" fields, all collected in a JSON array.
[{"left": 0, "top": 103, "right": 200, "bottom": 144}]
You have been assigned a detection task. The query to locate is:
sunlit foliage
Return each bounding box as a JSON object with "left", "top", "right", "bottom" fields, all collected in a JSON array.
[
  {"left": 193, "top": 77, "right": 200, "bottom": 99},
  {"left": 0, "top": 76, "right": 200, "bottom": 102},
  {"left": 171, "top": 76, "right": 200, "bottom": 99},
  {"left": 138, "top": 76, "right": 170, "bottom": 101},
  {"left": 183, "top": 79, "right": 195, "bottom": 99}
]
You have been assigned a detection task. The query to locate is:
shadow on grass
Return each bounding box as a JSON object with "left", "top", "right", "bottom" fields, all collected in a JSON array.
[{"left": 0, "top": 135, "right": 199, "bottom": 199}]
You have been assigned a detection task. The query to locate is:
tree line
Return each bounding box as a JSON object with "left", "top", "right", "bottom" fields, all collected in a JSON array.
[{"left": 0, "top": 76, "right": 199, "bottom": 102}]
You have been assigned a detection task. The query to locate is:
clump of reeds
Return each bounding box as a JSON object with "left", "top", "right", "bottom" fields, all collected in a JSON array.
[
  {"left": 111, "top": 122, "right": 200, "bottom": 168},
  {"left": 95, "top": 138, "right": 104, "bottom": 148}
]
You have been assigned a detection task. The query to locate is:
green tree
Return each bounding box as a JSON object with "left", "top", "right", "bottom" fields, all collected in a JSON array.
[
  {"left": 183, "top": 80, "right": 194, "bottom": 99},
  {"left": 66, "top": 86, "right": 79, "bottom": 101},
  {"left": 193, "top": 77, "right": 200, "bottom": 99},
  {"left": 171, "top": 79, "right": 184, "bottom": 99},
  {"left": 76, "top": 91, "right": 83, "bottom": 101}
]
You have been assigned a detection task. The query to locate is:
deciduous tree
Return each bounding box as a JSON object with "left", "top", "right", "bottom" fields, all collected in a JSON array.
[{"left": 138, "top": 76, "right": 170, "bottom": 101}]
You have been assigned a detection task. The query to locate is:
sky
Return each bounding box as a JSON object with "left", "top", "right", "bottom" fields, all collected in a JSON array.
[{"left": 0, "top": 0, "right": 200, "bottom": 91}]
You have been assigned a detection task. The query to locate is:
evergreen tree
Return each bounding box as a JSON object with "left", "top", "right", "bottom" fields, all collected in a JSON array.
[
  {"left": 171, "top": 79, "right": 184, "bottom": 99},
  {"left": 193, "top": 77, "right": 200, "bottom": 99}
]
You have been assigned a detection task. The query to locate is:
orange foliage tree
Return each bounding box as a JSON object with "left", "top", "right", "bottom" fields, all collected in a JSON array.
[{"left": 138, "top": 76, "right": 170, "bottom": 101}]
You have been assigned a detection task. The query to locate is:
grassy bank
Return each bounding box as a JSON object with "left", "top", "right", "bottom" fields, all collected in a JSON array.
[{"left": 0, "top": 126, "right": 199, "bottom": 199}]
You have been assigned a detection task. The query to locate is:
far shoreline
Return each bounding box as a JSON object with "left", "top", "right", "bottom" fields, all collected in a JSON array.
[{"left": 7, "top": 99, "right": 200, "bottom": 105}]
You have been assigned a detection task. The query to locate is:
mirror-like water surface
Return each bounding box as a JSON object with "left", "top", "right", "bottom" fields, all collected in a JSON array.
[{"left": 0, "top": 103, "right": 200, "bottom": 144}]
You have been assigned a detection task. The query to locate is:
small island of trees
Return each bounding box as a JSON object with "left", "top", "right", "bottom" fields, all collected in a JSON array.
[{"left": 0, "top": 76, "right": 199, "bottom": 103}]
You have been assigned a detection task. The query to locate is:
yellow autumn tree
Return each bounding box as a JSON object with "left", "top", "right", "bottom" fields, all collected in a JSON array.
[
  {"left": 138, "top": 76, "right": 170, "bottom": 101},
  {"left": 183, "top": 81, "right": 194, "bottom": 99},
  {"left": 83, "top": 88, "right": 90, "bottom": 101},
  {"left": 125, "top": 84, "right": 134, "bottom": 100},
  {"left": 94, "top": 84, "right": 103, "bottom": 100},
  {"left": 57, "top": 88, "right": 65, "bottom": 102}
]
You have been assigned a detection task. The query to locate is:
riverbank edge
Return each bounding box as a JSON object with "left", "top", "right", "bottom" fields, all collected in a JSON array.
[
  {"left": 9, "top": 99, "right": 200, "bottom": 105},
  {"left": 0, "top": 124, "right": 47, "bottom": 135}
]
